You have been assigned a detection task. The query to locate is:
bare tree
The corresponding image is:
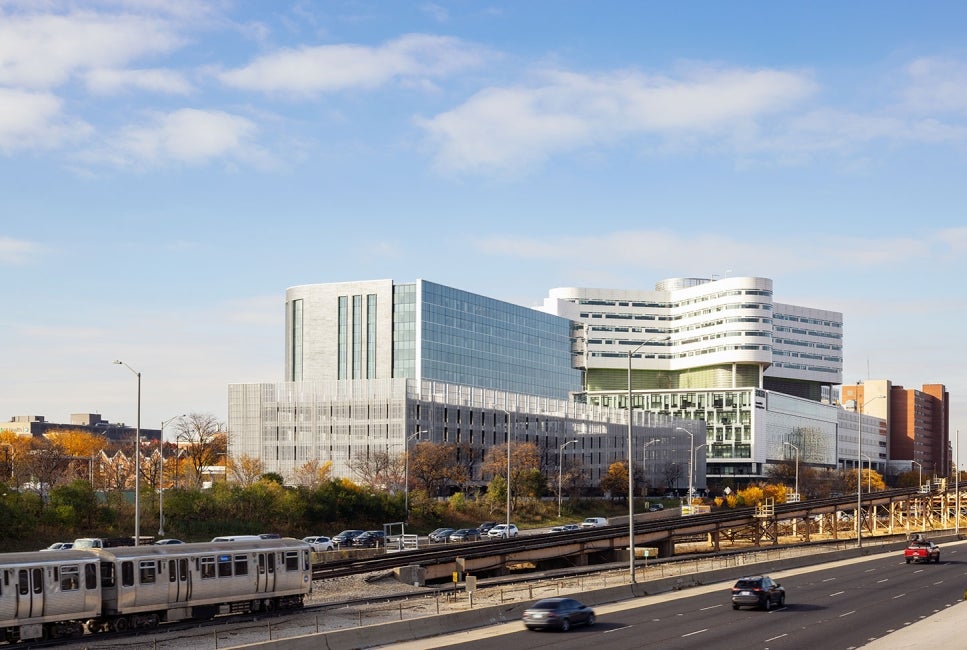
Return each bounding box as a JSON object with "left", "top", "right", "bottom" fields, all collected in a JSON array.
[
  {"left": 348, "top": 449, "right": 396, "bottom": 489},
  {"left": 174, "top": 413, "right": 227, "bottom": 488}
]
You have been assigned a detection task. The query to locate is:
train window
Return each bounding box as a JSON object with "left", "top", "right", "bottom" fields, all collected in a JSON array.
[
  {"left": 61, "top": 566, "right": 80, "bottom": 591},
  {"left": 201, "top": 557, "right": 216, "bottom": 579},
  {"left": 139, "top": 561, "right": 156, "bottom": 584},
  {"left": 234, "top": 555, "right": 249, "bottom": 576},
  {"left": 85, "top": 563, "right": 97, "bottom": 590},
  {"left": 217, "top": 554, "right": 232, "bottom": 578},
  {"left": 121, "top": 562, "right": 134, "bottom": 588},
  {"left": 284, "top": 551, "right": 299, "bottom": 571},
  {"left": 100, "top": 562, "right": 115, "bottom": 588},
  {"left": 257, "top": 554, "right": 265, "bottom": 575},
  {"left": 267, "top": 553, "right": 275, "bottom": 574},
  {"left": 32, "top": 568, "right": 42, "bottom": 594},
  {"left": 18, "top": 569, "right": 28, "bottom": 596},
  {"left": 179, "top": 558, "right": 188, "bottom": 582}
]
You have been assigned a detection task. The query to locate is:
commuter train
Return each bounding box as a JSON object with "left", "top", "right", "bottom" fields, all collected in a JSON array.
[{"left": 0, "top": 538, "right": 312, "bottom": 643}]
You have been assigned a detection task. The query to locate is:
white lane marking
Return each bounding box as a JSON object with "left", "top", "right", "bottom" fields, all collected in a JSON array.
[
  {"left": 604, "top": 625, "right": 633, "bottom": 633},
  {"left": 830, "top": 590, "right": 845, "bottom": 596},
  {"left": 877, "top": 578, "right": 889, "bottom": 583},
  {"left": 840, "top": 610, "right": 856, "bottom": 617},
  {"left": 699, "top": 604, "right": 722, "bottom": 611},
  {"left": 682, "top": 628, "right": 708, "bottom": 637},
  {"left": 766, "top": 633, "right": 789, "bottom": 642},
  {"left": 893, "top": 593, "right": 906, "bottom": 599}
]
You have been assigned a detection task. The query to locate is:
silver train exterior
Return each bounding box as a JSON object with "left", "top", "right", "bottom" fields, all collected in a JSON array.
[{"left": 1, "top": 538, "right": 312, "bottom": 643}]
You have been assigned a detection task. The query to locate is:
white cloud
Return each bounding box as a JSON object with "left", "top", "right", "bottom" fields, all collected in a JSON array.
[
  {"left": 902, "top": 57, "right": 967, "bottom": 114},
  {"left": 417, "top": 65, "right": 817, "bottom": 174},
  {"left": 218, "top": 33, "right": 488, "bottom": 96},
  {"left": 84, "top": 67, "right": 193, "bottom": 95},
  {"left": 0, "top": 235, "right": 43, "bottom": 265},
  {"left": 101, "top": 108, "right": 262, "bottom": 167},
  {"left": 0, "top": 10, "right": 185, "bottom": 89},
  {"left": 0, "top": 87, "right": 90, "bottom": 151}
]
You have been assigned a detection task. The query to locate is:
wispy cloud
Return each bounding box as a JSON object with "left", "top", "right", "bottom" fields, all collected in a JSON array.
[
  {"left": 84, "top": 68, "right": 193, "bottom": 95},
  {"left": 0, "top": 88, "right": 92, "bottom": 152},
  {"left": 87, "top": 108, "right": 266, "bottom": 168},
  {"left": 0, "top": 10, "right": 186, "bottom": 89},
  {"left": 217, "top": 34, "right": 490, "bottom": 96},
  {"left": 417, "top": 65, "right": 818, "bottom": 175},
  {"left": 0, "top": 236, "right": 44, "bottom": 265},
  {"left": 477, "top": 229, "right": 942, "bottom": 275}
]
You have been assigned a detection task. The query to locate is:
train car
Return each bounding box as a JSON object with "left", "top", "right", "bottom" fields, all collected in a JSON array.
[
  {"left": 87, "top": 537, "right": 312, "bottom": 632},
  {"left": 0, "top": 549, "right": 101, "bottom": 642}
]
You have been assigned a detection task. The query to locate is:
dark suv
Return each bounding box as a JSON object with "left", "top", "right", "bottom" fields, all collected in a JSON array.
[
  {"left": 731, "top": 576, "right": 785, "bottom": 610},
  {"left": 351, "top": 530, "right": 386, "bottom": 548}
]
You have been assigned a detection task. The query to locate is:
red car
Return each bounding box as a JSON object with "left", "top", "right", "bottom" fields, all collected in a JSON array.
[{"left": 904, "top": 540, "right": 940, "bottom": 563}]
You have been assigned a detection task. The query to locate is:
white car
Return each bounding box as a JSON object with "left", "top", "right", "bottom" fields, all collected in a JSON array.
[
  {"left": 487, "top": 523, "right": 519, "bottom": 538},
  {"left": 579, "top": 517, "right": 608, "bottom": 528},
  {"left": 302, "top": 535, "right": 335, "bottom": 552}
]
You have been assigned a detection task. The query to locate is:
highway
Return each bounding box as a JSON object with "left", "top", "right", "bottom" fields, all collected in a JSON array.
[{"left": 387, "top": 540, "right": 967, "bottom": 650}]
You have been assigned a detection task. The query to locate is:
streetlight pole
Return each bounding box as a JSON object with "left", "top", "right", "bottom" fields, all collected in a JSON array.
[
  {"left": 860, "top": 453, "right": 872, "bottom": 493},
  {"left": 783, "top": 442, "right": 800, "bottom": 501},
  {"left": 642, "top": 439, "right": 660, "bottom": 501},
  {"left": 955, "top": 430, "right": 960, "bottom": 536},
  {"left": 855, "top": 394, "right": 885, "bottom": 548},
  {"left": 158, "top": 414, "right": 184, "bottom": 537},
  {"left": 627, "top": 334, "right": 669, "bottom": 583},
  {"left": 113, "top": 360, "right": 142, "bottom": 546},
  {"left": 911, "top": 460, "right": 922, "bottom": 492},
  {"left": 558, "top": 439, "right": 578, "bottom": 517},
  {"left": 675, "top": 426, "right": 694, "bottom": 513},
  {"left": 493, "top": 406, "right": 514, "bottom": 536},
  {"left": 404, "top": 430, "right": 424, "bottom": 521}
]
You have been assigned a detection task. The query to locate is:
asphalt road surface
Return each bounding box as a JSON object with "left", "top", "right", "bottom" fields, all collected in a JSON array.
[{"left": 388, "top": 540, "right": 967, "bottom": 650}]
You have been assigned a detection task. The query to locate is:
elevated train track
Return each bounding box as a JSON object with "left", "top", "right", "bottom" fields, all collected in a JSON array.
[{"left": 314, "top": 485, "right": 964, "bottom": 582}]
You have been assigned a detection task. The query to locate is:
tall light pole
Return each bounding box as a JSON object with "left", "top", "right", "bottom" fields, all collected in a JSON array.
[
  {"left": 158, "top": 414, "right": 184, "bottom": 537},
  {"left": 642, "top": 439, "right": 660, "bottom": 500},
  {"left": 113, "top": 360, "right": 142, "bottom": 545},
  {"left": 860, "top": 453, "right": 872, "bottom": 493},
  {"left": 855, "top": 394, "right": 885, "bottom": 548},
  {"left": 675, "top": 426, "right": 694, "bottom": 512},
  {"left": 783, "top": 441, "right": 800, "bottom": 501},
  {"left": 558, "top": 439, "right": 578, "bottom": 517},
  {"left": 911, "top": 460, "right": 922, "bottom": 492},
  {"left": 404, "top": 430, "right": 424, "bottom": 521},
  {"left": 493, "top": 406, "right": 514, "bottom": 536},
  {"left": 955, "top": 430, "right": 960, "bottom": 536},
  {"left": 627, "top": 334, "right": 669, "bottom": 583}
]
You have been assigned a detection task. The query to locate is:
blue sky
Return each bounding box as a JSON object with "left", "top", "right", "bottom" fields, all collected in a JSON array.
[{"left": 2, "top": 1, "right": 966, "bottom": 456}]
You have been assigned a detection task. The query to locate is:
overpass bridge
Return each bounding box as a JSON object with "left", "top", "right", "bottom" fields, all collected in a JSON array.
[{"left": 314, "top": 482, "right": 965, "bottom": 583}]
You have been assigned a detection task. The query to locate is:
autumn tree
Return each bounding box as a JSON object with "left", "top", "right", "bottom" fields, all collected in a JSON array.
[
  {"left": 174, "top": 413, "right": 228, "bottom": 488},
  {"left": 481, "top": 441, "right": 541, "bottom": 509},
  {"left": 229, "top": 454, "right": 266, "bottom": 487},
  {"left": 408, "top": 442, "right": 467, "bottom": 497},
  {"left": 599, "top": 461, "right": 629, "bottom": 501},
  {"left": 291, "top": 459, "right": 333, "bottom": 490}
]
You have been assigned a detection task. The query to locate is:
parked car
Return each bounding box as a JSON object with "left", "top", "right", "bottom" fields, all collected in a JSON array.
[
  {"left": 154, "top": 539, "right": 185, "bottom": 545},
  {"left": 547, "top": 524, "right": 581, "bottom": 533},
  {"left": 731, "top": 576, "right": 786, "bottom": 610},
  {"left": 904, "top": 539, "right": 940, "bottom": 563},
  {"left": 487, "top": 523, "right": 519, "bottom": 538},
  {"left": 648, "top": 503, "right": 665, "bottom": 512},
  {"left": 449, "top": 528, "right": 482, "bottom": 543},
  {"left": 477, "top": 521, "right": 498, "bottom": 534},
  {"left": 351, "top": 530, "right": 386, "bottom": 548},
  {"left": 579, "top": 517, "right": 608, "bottom": 528},
  {"left": 522, "top": 597, "right": 596, "bottom": 631},
  {"left": 332, "top": 529, "right": 365, "bottom": 547},
  {"left": 428, "top": 527, "right": 456, "bottom": 544},
  {"left": 302, "top": 535, "right": 335, "bottom": 552},
  {"left": 40, "top": 542, "right": 72, "bottom": 551}
]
